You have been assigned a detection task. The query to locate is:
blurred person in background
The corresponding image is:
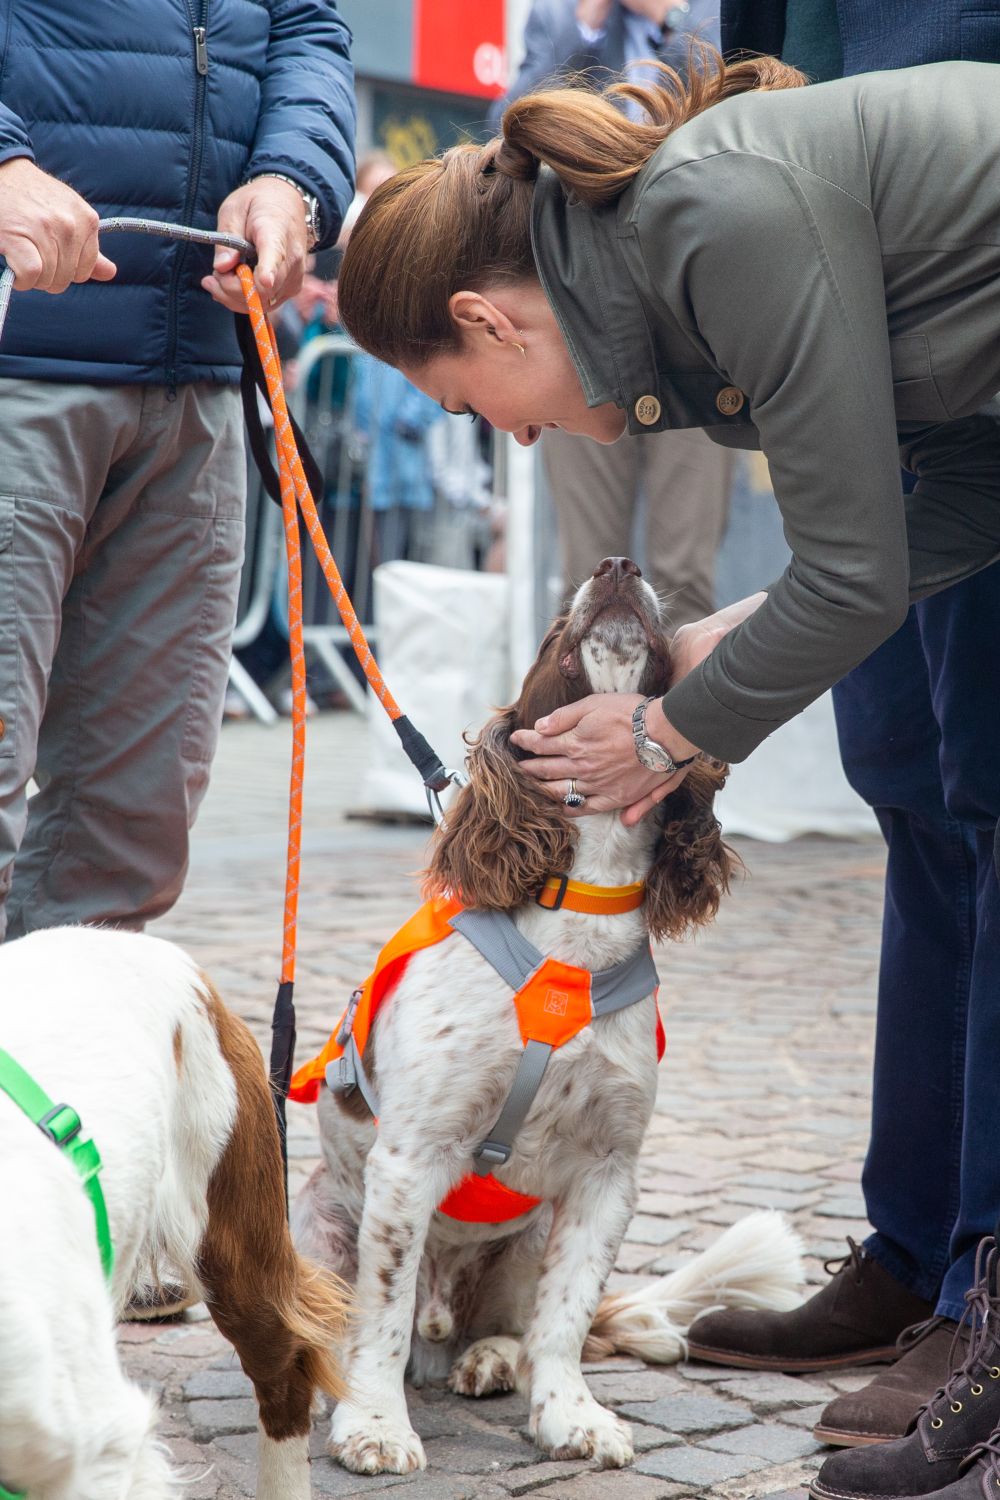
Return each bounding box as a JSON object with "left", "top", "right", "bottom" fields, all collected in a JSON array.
[
  {"left": 495, "top": 0, "right": 733, "bottom": 624},
  {"left": 352, "top": 356, "right": 444, "bottom": 565},
  {"left": 340, "top": 148, "right": 398, "bottom": 239},
  {"left": 427, "top": 411, "right": 506, "bottom": 573}
]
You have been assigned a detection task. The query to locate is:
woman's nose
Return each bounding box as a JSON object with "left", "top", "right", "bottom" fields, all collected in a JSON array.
[
  {"left": 593, "top": 556, "right": 642, "bottom": 583},
  {"left": 513, "top": 425, "right": 542, "bottom": 447}
]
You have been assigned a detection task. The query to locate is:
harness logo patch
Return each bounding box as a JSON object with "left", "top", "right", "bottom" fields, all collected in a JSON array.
[{"left": 543, "top": 988, "right": 569, "bottom": 1016}]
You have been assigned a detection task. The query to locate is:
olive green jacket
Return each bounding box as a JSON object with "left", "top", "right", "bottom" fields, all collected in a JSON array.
[{"left": 531, "top": 61, "right": 1000, "bottom": 761}]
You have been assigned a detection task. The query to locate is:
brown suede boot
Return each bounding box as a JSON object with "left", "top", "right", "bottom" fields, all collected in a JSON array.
[
  {"left": 814, "top": 1317, "right": 964, "bottom": 1447},
  {"left": 810, "top": 1241, "right": 1000, "bottom": 1498},
  {"left": 686, "top": 1239, "right": 936, "bottom": 1373},
  {"left": 815, "top": 1445, "right": 1000, "bottom": 1500}
]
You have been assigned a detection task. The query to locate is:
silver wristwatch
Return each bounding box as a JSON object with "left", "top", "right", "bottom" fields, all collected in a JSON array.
[
  {"left": 631, "top": 695, "right": 699, "bottom": 775},
  {"left": 252, "top": 172, "right": 321, "bottom": 249}
]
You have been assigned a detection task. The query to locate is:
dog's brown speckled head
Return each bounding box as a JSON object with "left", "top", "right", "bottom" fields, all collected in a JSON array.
[{"left": 425, "top": 558, "right": 733, "bottom": 940}]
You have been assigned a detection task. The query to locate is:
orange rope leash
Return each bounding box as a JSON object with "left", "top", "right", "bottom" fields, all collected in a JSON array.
[
  {"left": 236, "top": 270, "right": 456, "bottom": 1199},
  {"left": 237, "top": 269, "right": 457, "bottom": 979},
  {"left": 238, "top": 268, "right": 410, "bottom": 983}
]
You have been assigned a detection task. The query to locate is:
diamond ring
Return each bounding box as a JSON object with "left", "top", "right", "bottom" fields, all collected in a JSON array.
[{"left": 563, "top": 779, "right": 586, "bottom": 808}]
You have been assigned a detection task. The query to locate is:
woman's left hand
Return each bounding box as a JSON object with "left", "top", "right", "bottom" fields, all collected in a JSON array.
[{"left": 509, "top": 693, "right": 699, "bottom": 822}]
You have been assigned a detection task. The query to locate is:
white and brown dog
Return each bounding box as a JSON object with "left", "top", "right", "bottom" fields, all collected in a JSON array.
[
  {"left": 0, "top": 928, "right": 348, "bottom": 1500},
  {"left": 292, "top": 557, "right": 802, "bottom": 1476}
]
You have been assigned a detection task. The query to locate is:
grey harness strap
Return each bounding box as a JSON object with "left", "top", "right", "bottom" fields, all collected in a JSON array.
[
  {"left": 449, "top": 909, "right": 658, "bottom": 1175},
  {"left": 326, "top": 907, "right": 659, "bottom": 1181}
]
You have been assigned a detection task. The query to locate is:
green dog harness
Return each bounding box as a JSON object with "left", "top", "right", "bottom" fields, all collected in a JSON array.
[{"left": 0, "top": 1047, "right": 114, "bottom": 1500}]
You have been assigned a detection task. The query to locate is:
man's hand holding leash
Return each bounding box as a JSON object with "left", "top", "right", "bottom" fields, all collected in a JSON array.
[
  {"left": 204, "top": 175, "right": 311, "bottom": 312},
  {"left": 0, "top": 157, "right": 116, "bottom": 292}
]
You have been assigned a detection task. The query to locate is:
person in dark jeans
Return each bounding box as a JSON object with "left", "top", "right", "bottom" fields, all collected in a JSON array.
[{"left": 684, "top": 6, "right": 1000, "bottom": 1496}]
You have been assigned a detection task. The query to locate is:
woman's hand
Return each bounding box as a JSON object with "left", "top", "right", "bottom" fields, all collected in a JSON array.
[
  {"left": 509, "top": 591, "right": 768, "bottom": 824},
  {"left": 509, "top": 692, "right": 700, "bottom": 821},
  {"left": 670, "top": 592, "right": 769, "bottom": 684}
]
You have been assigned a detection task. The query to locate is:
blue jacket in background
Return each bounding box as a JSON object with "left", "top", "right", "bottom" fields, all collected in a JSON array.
[
  {"left": 352, "top": 358, "right": 443, "bottom": 513},
  {"left": 721, "top": 0, "right": 1000, "bottom": 73},
  {"left": 0, "top": 0, "right": 355, "bottom": 385}
]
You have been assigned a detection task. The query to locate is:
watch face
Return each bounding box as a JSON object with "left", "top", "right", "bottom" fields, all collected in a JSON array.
[{"left": 638, "top": 741, "right": 673, "bottom": 773}]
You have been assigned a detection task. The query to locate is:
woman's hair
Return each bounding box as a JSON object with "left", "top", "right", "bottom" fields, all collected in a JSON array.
[{"left": 339, "top": 42, "right": 804, "bottom": 369}]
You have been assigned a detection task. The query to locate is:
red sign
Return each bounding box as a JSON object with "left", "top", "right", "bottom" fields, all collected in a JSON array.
[{"left": 414, "top": 0, "right": 506, "bottom": 98}]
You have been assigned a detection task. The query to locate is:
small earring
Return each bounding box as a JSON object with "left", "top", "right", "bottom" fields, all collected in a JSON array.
[{"left": 513, "top": 342, "right": 526, "bottom": 357}]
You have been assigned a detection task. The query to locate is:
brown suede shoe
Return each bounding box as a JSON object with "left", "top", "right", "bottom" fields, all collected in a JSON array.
[
  {"left": 814, "top": 1449, "right": 1000, "bottom": 1500},
  {"left": 686, "top": 1239, "right": 936, "bottom": 1373},
  {"left": 814, "top": 1317, "right": 964, "bottom": 1447},
  {"left": 811, "top": 1240, "right": 1000, "bottom": 1497}
]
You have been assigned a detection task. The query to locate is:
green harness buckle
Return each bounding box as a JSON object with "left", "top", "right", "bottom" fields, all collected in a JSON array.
[{"left": 0, "top": 1047, "right": 115, "bottom": 1500}]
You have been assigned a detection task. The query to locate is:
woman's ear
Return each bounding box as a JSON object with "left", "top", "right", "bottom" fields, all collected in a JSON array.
[
  {"left": 643, "top": 759, "right": 737, "bottom": 942},
  {"left": 423, "top": 711, "right": 575, "bottom": 910}
]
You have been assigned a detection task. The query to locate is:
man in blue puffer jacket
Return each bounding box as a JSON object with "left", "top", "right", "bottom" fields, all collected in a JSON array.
[{"left": 0, "top": 1, "right": 354, "bottom": 942}]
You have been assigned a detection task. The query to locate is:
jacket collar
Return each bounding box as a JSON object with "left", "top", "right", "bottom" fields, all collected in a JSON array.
[
  {"left": 530, "top": 164, "right": 670, "bottom": 436},
  {"left": 530, "top": 162, "right": 757, "bottom": 442}
]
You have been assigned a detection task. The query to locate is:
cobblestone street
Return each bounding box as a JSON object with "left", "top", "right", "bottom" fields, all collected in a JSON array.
[{"left": 133, "top": 713, "right": 888, "bottom": 1500}]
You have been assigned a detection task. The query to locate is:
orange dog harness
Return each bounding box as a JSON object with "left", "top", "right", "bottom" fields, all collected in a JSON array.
[{"left": 290, "top": 890, "right": 664, "bottom": 1224}]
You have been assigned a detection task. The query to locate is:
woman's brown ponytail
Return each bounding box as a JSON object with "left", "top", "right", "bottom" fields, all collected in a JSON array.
[
  {"left": 498, "top": 42, "right": 805, "bottom": 208},
  {"left": 339, "top": 43, "right": 805, "bottom": 364}
]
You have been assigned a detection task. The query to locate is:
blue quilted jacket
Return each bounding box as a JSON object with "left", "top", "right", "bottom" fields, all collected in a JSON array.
[{"left": 0, "top": 0, "right": 355, "bottom": 385}]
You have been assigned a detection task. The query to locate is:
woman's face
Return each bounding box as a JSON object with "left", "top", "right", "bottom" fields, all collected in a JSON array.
[{"left": 400, "top": 280, "right": 627, "bottom": 447}]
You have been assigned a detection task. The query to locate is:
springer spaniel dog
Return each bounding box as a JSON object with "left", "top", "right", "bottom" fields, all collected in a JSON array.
[
  {"left": 292, "top": 556, "right": 801, "bottom": 1476},
  {"left": 0, "top": 927, "right": 348, "bottom": 1500}
]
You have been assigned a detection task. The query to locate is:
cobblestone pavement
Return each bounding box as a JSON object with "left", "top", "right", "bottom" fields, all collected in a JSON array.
[{"left": 131, "top": 713, "right": 888, "bottom": 1500}]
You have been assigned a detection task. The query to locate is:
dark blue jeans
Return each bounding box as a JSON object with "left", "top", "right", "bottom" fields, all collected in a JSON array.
[{"left": 833, "top": 561, "right": 1000, "bottom": 1320}]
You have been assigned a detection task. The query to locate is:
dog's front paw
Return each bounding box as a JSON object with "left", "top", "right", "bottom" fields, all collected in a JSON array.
[
  {"left": 449, "top": 1335, "right": 521, "bottom": 1397},
  {"left": 531, "top": 1390, "right": 634, "bottom": 1468},
  {"left": 329, "top": 1404, "right": 426, "bottom": 1474}
]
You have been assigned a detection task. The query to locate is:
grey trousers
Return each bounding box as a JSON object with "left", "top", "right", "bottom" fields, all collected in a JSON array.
[
  {"left": 542, "top": 425, "right": 734, "bottom": 629},
  {"left": 0, "top": 379, "right": 245, "bottom": 941}
]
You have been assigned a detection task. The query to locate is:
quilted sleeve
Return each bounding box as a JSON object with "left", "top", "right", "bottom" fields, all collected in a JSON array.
[
  {"left": 246, "top": 0, "right": 356, "bottom": 249},
  {"left": 0, "top": 100, "right": 34, "bottom": 168}
]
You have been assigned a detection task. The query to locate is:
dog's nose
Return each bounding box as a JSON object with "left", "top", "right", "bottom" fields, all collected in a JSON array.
[{"left": 593, "top": 556, "right": 642, "bottom": 584}]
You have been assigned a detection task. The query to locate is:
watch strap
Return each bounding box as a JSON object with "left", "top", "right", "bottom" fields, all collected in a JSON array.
[
  {"left": 632, "top": 695, "right": 698, "bottom": 774},
  {"left": 249, "top": 172, "right": 321, "bottom": 247}
]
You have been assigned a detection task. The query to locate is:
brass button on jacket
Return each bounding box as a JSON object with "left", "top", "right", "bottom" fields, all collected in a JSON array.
[
  {"left": 634, "top": 394, "right": 661, "bottom": 425},
  {"left": 0, "top": 717, "right": 6, "bottom": 741},
  {"left": 716, "top": 385, "right": 745, "bottom": 416}
]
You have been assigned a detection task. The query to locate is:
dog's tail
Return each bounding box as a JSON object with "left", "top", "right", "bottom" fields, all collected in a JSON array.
[
  {"left": 583, "top": 1211, "right": 804, "bottom": 1364},
  {"left": 272, "top": 1253, "right": 348, "bottom": 1402},
  {"left": 197, "top": 979, "right": 350, "bottom": 1412}
]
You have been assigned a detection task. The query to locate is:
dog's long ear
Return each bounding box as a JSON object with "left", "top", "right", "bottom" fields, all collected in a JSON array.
[
  {"left": 423, "top": 710, "right": 575, "bottom": 911},
  {"left": 644, "top": 758, "right": 737, "bottom": 942}
]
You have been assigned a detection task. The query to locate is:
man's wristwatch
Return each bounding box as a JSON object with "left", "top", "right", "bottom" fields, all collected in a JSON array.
[
  {"left": 251, "top": 172, "right": 321, "bottom": 249},
  {"left": 631, "top": 695, "right": 699, "bottom": 775}
]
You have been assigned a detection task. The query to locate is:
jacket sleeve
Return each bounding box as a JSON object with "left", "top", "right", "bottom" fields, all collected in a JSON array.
[
  {"left": 638, "top": 151, "right": 911, "bottom": 762},
  {"left": 246, "top": 0, "right": 356, "bottom": 249},
  {"left": 0, "top": 99, "right": 34, "bottom": 167}
]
